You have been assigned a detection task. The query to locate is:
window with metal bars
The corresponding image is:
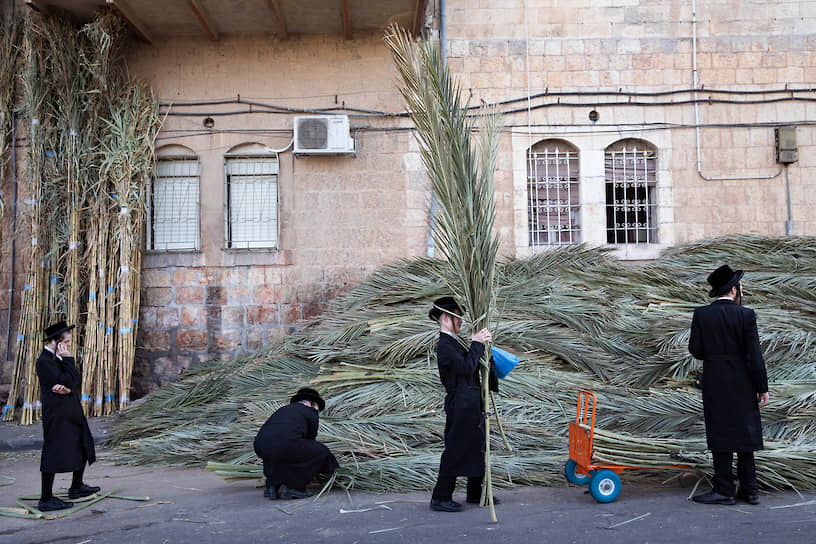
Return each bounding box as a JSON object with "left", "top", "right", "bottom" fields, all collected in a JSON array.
[
  {"left": 148, "top": 158, "right": 201, "bottom": 251},
  {"left": 605, "top": 139, "right": 657, "bottom": 244},
  {"left": 527, "top": 140, "right": 580, "bottom": 246},
  {"left": 225, "top": 156, "right": 279, "bottom": 249}
]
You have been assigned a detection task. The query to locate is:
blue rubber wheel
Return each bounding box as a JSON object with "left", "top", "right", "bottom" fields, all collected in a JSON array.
[
  {"left": 589, "top": 469, "right": 622, "bottom": 503},
  {"left": 564, "top": 459, "right": 591, "bottom": 485}
]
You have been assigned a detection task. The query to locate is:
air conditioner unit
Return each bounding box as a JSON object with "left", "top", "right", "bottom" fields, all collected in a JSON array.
[{"left": 293, "top": 115, "right": 355, "bottom": 156}]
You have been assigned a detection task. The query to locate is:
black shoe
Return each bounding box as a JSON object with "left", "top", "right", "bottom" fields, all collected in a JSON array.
[
  {"left": 692, "top": 491, "right": 736, "bottom": 505},
  {"left": 263, "top": 480, "right": 280, "bottom": 499},
  {"left": 430, "top": 499, "right": 462, "bottom": 512},
  {"left": 38, "top": 497, "right": 74, "bottom": 511},
  {"left": 278, "top": 485, "right": 313, "bottom": 500},
  {"left": 736, "top": 491, "right": 760, "bottom": 505},
  {"left": 68, "top": 483, "right": 101, "bottom": 499},
  {"left": 466, "top": 496, "right": 501, "bottom": 505}
]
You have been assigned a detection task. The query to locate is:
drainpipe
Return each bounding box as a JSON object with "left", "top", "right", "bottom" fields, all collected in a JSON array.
[
  {"left": 692, "top": 0, "right": 780, "bottom": 181},
  {"left": 426, "top": 0, "right": 446, "bottom": 257},
  {"left": 785, "top": 165, "right": 793, "bottom": 235}
]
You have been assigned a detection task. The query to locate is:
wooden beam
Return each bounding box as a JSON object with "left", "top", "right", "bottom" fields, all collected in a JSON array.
[
  {"left": 106, "top": 0, "right": 154, "bottom": 45},
  {"left": 24, "top": 0, "right": 48, "bottom": 13},
  {"left": 266, "top": 0, "right": 288, "bottom": 40},
  {"left": 342, "top": 0, "right": 351, "bottom": 40},
  {"left": 189, "top": 0, "right": 219, "bottom": 41},
  {"left": 413, "top": 0, "right": 428, "bottom": 37}
]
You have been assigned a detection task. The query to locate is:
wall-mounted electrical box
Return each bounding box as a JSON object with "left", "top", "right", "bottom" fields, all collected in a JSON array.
[{"left": 775, "top": 126, "right": 798, "bottom": 164}]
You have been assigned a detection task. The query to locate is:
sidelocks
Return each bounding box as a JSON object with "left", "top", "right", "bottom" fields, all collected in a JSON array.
[{"left": 565, "top": 390, "right": 692, "bottom": 503}]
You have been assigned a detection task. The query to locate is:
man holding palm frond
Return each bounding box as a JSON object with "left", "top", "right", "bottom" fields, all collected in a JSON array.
[{"left": 429, "top": 297, "right": 498, "bottom": 512}]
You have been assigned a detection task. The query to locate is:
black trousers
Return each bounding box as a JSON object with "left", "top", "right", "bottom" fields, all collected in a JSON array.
[
  {"left": 432, "top": 474, "right": 483, "bottom": 502},
  {"left": 712, "top": 451, "right": 757, "bottom": 496}
]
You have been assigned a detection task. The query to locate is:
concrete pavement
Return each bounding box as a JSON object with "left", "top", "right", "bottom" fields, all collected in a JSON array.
[{"left": 1, "top": 444, "right": 814, "bottom": 544}]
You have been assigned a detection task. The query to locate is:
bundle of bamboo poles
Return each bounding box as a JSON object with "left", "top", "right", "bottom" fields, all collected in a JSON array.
[
  {"left": 3, "top": 11, "right": 159, "bottom": 423},
  {"left": 110, "top": 235, "right": 816, "bottom": 498},
  {"left": 0, "top": 16, "right": 20, "bottom": 250}
]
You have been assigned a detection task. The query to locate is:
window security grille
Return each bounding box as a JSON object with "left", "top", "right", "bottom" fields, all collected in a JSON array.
[
  {"left": 527, "top": 146, "right": 580, "bottom": 246},
  {"left": 148, "top": 159, "right": 200, "bottom": 251},
  {"left": 225, "top": 157, "right": 279, "bottom": 249},
  {"left": 605, "top": 145, "right": 657, "bottom": 244}
]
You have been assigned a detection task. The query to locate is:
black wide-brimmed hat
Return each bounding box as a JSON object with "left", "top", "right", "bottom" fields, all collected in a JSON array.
[
  {"left": 290, "top": 387, "right": 326, "bottom": 411},
  {"left": 707, "top": 264, "right": 744, "bottom": 298},
  {"left": 43, "top": 321, "right": 75, "bottom": 342},
  {"left": 428, "top": 296, "right": 465, "bottom": 323}
]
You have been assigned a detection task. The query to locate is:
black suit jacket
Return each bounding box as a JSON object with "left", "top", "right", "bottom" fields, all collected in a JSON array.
[{"left": 689, "top": 299, "right": 768, "bottom": 452}]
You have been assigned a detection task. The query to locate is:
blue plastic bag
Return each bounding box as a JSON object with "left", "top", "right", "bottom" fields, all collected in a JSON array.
[{"left": 492, "top": 346, "right": 519, "bottom": 379}]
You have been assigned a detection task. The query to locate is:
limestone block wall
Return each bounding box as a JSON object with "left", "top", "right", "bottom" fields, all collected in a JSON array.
[
  {"left": 446, "top": 0, "right": 816, "bottom": 256},
  {"left": 124, "top": 33, "right": 431, "bottom": 395}
]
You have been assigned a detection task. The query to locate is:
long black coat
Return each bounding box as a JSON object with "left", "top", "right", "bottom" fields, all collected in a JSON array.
[
  {"left": 435, "top": 333, "right": 498, "bottom": 478},
  {"left": 689, "top": 299, "right": 768, "bottom": 452},
  {"left": 253, "top": 402, "right": 339, "bottom": 490},
  {"left": 36, "top": 349, "right": 96, "bottom": 473}
]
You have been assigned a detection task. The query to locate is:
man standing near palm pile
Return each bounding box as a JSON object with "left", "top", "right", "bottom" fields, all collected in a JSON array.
[
  {"left": 428, "top": 297, "right": 498, "bottom": 512},
  {"left": 36, "top": 321, "right": 99, "bottom": 512},
  {"left": 253, "top": 387, "right": 339, "bottom": 500},
  {"left": 689, "top": 265, "right": 770, "bottom": 506}
]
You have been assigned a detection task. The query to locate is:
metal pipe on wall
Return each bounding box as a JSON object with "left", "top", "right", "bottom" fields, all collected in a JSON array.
[
  {"left": 426, "top": 0, "right": 445, "bottom": 258},
  {"left": 691, "top": 0, "right": 781, "bottom": 182}
]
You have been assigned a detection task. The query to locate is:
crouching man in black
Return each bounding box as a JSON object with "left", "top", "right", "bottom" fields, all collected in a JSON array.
[
  {"left": 253, "top": 387, "right": 339, "bottom": 500},
  {"left": 36, "top": 321, "right": 99, "bottom": 511}
]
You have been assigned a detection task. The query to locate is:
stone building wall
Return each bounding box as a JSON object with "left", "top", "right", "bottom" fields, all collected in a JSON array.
[{"left": 3, "top": 1, "right": 816, "bottom": 398}]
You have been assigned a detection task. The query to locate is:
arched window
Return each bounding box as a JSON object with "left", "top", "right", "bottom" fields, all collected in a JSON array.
[
  {"left": 224, "top": 143, "right": 279, "bottom": 249},
  {"left": 605, "top": 139, "right": 657, "bottom": 244},
  {"left": 149, "top": 145, "right": 200, "bottom": 251},
  {"left": 527, "top": 139, "right": 580, "bottom": 246}
]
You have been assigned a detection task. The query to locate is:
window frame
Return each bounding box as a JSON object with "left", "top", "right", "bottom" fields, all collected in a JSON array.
[
  {"left": 147, "top": 155, "right": 201, "bottom": 252},
  {"left": 604, "top": 141, "right": 658, "bottom": 245},
  {"left": 223, "top": 154, "right": 280, "bottom": 250},
  {"left": 527, "top": 139, "right": 581, "bottom": 246}
]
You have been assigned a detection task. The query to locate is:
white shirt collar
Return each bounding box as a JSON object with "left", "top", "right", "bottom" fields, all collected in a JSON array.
[{"left": 44, "top": 345, "right": 62, "bottom": 360}]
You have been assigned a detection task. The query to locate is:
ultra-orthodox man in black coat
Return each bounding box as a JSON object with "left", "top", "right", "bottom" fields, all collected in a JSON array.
[
  {"left": 689, "top": 298, "right": 768, "bottom": 453},
  {"left": 435, "top": 333, "right": 498, "bottom": 479},
  {"left": 253, "top": 395, "right": 339, "bottom": 492},
  {"left": 36, "top": 348, "right": 96, "bottom": 473}
]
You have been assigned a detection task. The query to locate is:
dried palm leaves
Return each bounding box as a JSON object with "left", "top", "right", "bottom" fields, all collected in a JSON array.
[{"left": 110, "top": 235, "right": 816, "bottom": 497}]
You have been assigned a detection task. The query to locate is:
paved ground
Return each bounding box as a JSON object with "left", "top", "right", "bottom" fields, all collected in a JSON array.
[{"left": 1, "top": 421, "right": 815, "bottom": 544}]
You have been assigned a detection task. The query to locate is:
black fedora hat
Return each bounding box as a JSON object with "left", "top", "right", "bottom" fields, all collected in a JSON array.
[
  {"left": 290, "top": 387, "right": 326, "bottom": 411},
  {"left": 43, "top": 321, "right": 75, "bottom": 342},
  {"left": 428, "top": 296, "right": 465, "bottom": 323},
  {"left": 707, "top": 265, "right": 744, "bottom": 298}
]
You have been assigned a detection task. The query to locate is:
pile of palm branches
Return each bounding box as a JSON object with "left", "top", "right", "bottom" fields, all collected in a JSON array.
[
  {"left": 110, "top": 234, "right": 816, "bottom": 495},
  {"left": 2, "top": 11, "right": 160, "bottom": 423}
]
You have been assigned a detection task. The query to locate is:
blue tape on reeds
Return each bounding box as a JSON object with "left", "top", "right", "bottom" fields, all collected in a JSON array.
[
  {"left": 23, "top": 403, "right": 32, "bottom": 410},
  {"left": 24, "top": 284, "right": 30, "bottom": 290},
  {"left": 98, "top": 323, "right": 104, "bottom": 329},
  {"left": 104, "top": 394, "right": 114, "bottom": 402},
  {"left": 50, "top": 276, "right": 58, "bottom": 284},
  {"left": 106, "top": 327, "right": 113, "bottom": 335},
  {"left": 132, "top": 318, "right": 138, "bottom": 324},
  {"left": 107, "top": 286, "right": 114, "bottom": 293},
  {"left": 95, "top": 397, "right": 102, "bottom": 406},
  {"left": 1, "top": 405, "right": 12, "bottom": 417},
  {"left": 120, "top": 327, "right": 132, "bottom": 334},
  {"left": 17, "top": 334, "right": 24, "bottom": 341},
  {"left": 81, "top": 394, "right": 91, "bottom": 402},
  {"left": 120, "top": 395, "right": 129, "bottom": 404},
  {"left": 89, "top": 293, "right": 97, "bottom": 300}
]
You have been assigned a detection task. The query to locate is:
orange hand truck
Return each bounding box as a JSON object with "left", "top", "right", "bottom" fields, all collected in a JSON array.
[{"left": 565, "top": 389, "right": 691, "bottom": 503}]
